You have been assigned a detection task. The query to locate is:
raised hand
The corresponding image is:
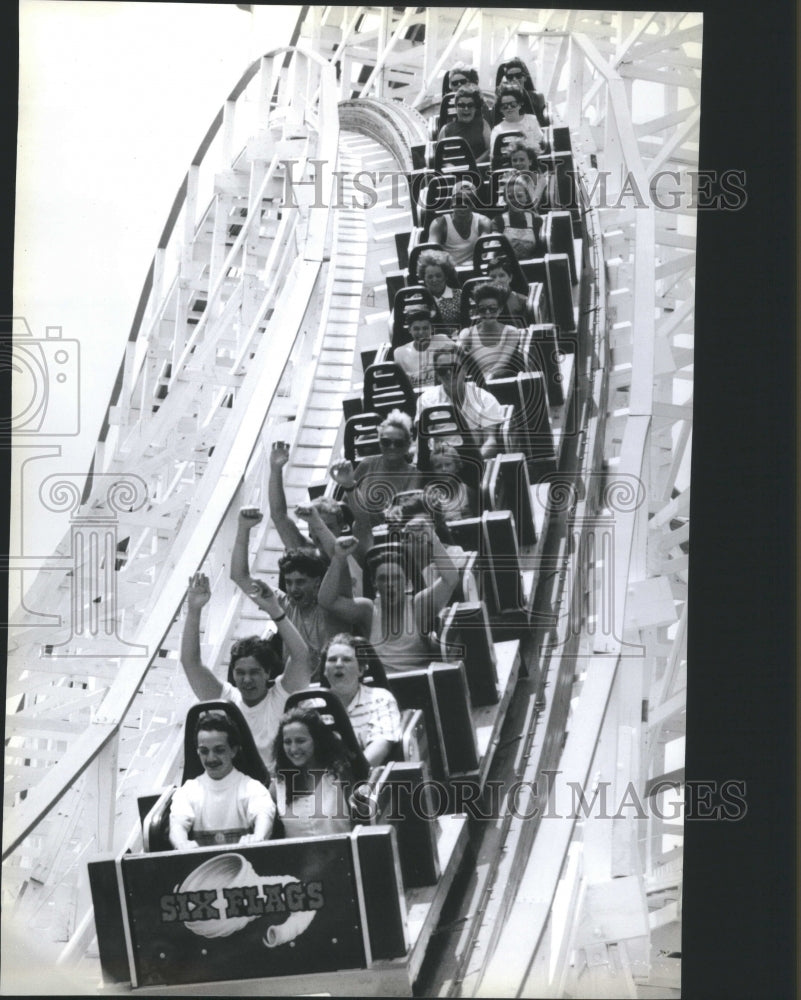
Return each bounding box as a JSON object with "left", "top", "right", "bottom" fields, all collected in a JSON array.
[
  {"left": 270, "top": 441, "right": 291, "bottom": 469},
  {"left": 333, "top": 534, "right": 360, "bottom": 558},
  {"left": 329, "top": 459, "right": 356, "bottom": 489},
  {"left": 294, "top": 502, "right": 315, "bottom": 522},
  {"left": 238, "top": 507, "right": 263, "bottom": 529},
  {"left": 186, "top": 572, "right": 212, "bottom": 611}
]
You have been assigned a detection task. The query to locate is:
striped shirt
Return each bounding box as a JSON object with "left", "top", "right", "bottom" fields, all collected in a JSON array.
[{"left": 345, "top": 683, "right": 402, "bottom": 749}]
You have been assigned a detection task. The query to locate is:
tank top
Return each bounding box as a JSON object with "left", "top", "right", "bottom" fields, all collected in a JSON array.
[
  {"left": 369, "top": 592, "right": 433, "bottom": 673},
  {"left": 459, "top": 323, "right": 520, "bottom": 381},
  {"left": 442, "top": 214, "right": 482, "bottom": 266}
]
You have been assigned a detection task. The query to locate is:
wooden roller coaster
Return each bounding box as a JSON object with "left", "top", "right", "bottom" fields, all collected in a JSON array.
[{"left": 4, "top": 7, "right": 698, "bottom": 996}]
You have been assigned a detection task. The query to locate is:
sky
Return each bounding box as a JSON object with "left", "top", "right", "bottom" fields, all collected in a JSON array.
[{"left": 11, "top": 1, "right": 300, "bottom": 610}]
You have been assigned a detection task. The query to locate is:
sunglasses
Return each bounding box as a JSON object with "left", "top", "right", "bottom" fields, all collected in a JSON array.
[
  {"left": 506, "top": 70, "right": 524, "bottom": 78},
  {"left": 379, "top": 437, "right": 407, "bottom": 449},
  {"left": 500, "top": 101, "right": 519, "bottom": 109},
  {"left": 455, "top": 102, "right": 475, "bottom": 109},
  {"left": 477, "top": 304, "right": 500, "bottom": 313}
]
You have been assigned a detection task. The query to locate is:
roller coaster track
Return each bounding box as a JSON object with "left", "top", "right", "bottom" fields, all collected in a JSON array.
[{"left": 5, "top": 8, "right": 697, "bottom": 996}]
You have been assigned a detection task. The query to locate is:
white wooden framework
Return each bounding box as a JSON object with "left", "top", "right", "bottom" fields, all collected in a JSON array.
[{"left": 4, "top": 9, "right": 696, "bottom": 996}]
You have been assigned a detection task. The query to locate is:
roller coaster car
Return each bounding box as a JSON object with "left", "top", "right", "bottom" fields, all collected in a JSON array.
[{"left": 139, "top": 701, "right": 270, "bottom": 853}]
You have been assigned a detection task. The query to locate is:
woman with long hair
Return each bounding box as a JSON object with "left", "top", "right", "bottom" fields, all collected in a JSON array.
[{"left": 271, "top": 706, "right": 355, "bottom": 837}]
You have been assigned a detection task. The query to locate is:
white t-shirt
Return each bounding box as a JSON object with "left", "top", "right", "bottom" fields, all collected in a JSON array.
[
  {"left": 394, "top": 335, "right": 454, "bottom": 388},
  {"left": 220, "top": 675, "right": 289, "bottom": 771},
  {"left": 417, "top": 382, "right": 505, "bottom": 434},
  {"left": 170, "top": 769, "right": 275, "bottom": 847}
]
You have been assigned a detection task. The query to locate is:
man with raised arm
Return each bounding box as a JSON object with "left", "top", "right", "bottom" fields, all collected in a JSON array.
[
  {"left": 268, "top": 440, "right": 352, "bottom": 558},
  {"left": 180, "top": 572, "right": 313, "bottom": 770},
  {"left": 230, "top": 508, "right": 356, "bottom": 675}
]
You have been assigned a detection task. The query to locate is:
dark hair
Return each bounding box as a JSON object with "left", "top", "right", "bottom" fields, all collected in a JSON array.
[
  {"left": 496, "top": 83, "right": 526, "bottom": 107},
  {"left": 278, "top": 548, "right": 328, "bottom": 580},
  {"left": 473, "top": 282, "right": 506, "bottom": 306},
  {"left": 502, "top": 57, "right": 533, "bottom": 84},
  {"left": 319, "top": 633, "right": 387, "bottom": 688},
  {"left": 229, "top": 635, "right": 282, "bottom": 683},
  {"left": 194, "top": 710, "right": 241, "bottom": 750},
  {"left": 272, "top": 706, "right": 353, "bottom": 788},
  {"left": 366, "top": 546, "right": 409, "bottom": 587},
  {"left": 506, "top": 138, "right": 539, "bottom": 168},
  {"left": 454, "top": 83, "right": 483, "bottom": 111},
  {"left": 385, "top": 489, "right": 454, "bottom": 545},
  {"left": 407, "top": 308, "right": 434, "bottom": 327}
]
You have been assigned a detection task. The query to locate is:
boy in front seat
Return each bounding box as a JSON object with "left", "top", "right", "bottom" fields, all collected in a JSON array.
[{"left": 169, "top": 711, "right": 275, "bottom": 849}]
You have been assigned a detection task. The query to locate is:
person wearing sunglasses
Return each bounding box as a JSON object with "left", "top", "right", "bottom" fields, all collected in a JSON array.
[
  {"left": 490, "top": 84, "right": 546, "bottom": 163},
  {"left": 416, "top": 346, "right": 505, "bottom": 462},
  {"left": 437, "top": 84, "right": 491, "bottom": 164},
  {"left": 444, "top": 61, "right": 479, "bottom": 93},
  {"left": 457, "top": 282, "right": 522, "bottom": 383},
  {"left": 329, "top": 410, "right": 425, "bottom": 528},
  {"left": 429, "top": 180, "right": 492, "bottom": 267},
  {"left": 499, "top": 57, "right": 549, "bottom": 126}
]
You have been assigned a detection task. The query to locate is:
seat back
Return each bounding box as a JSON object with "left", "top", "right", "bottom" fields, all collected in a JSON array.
[
  {"left": 437, "top": 91, "right": 458, "bottom": 126},
  {"left": 490, "top": 129, "right": 525, "bottom": 169},
  {"left": 438, "top": 600, "right": 499, "bottom": 706},
  {"left": 433, "top": 137, "right": 480, "bottom": 183},
  {"left": 390, "top": 286, "right": 441, "bottom": 349},
  {"left": 363, "top": 361, "right": 417, "bottom": 419},
  {"left": 417, "top": 402, "right": 473, "bottom": 472},
  {"left": 417, "top": 174, "right": 458, "bottom": 235},
  {"left": 284, "top": 687, "right": 370, "bottom": 782},
  {"left": 521, "top": 324, "right": 564, "bottom": 407},
  {"left": 472, "top": 234, "right": 528, "bottom": 290},
  {"left": 481, "top": 451, "right": 537, "bottom": 547},
  {"left": 485, "top": 370, "right": 555, "bottom": 473},
  {"left": 343, "top": 411, "right": 383, "bottom": 465},
  {"left": 386, "top": 661, "right": 478, "bottom": 781},
  {"left": 140, "top": 700, "right": 269, "bottom": 853},
  {"left": 182, "top": 700, "right": 270, "bottom": 786}
]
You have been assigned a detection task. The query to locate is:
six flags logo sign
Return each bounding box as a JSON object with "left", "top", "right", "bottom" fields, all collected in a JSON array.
[{"left": 159, "top": 853, "right": 325, "bottom": 946}]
